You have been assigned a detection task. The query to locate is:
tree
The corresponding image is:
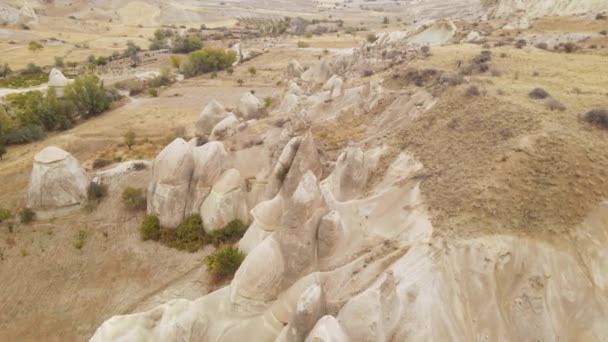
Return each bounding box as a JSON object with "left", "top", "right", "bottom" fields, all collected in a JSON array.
[
  {"left": 0, "top": 145, "right": 6, "bottom": 160},
  {"left": 124, "top": 41, "right": 141, "bottom": 67},
  {"left": 171, "top": 35, "right": 203, "bottom": 54},
  {"left": 64, "top": 74, "right": 110, "bottom": 118},
  {"left": 180, "top": 47, "right": 237, "bottom": 78},
  {"left": 28, "top": 41, "right": 43, "bottom": 53},
  {"left": 124, "top": 129, "right": 136, "bottom": 149}
]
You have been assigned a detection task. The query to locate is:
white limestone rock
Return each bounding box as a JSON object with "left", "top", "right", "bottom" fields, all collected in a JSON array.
[
  {"left": 200, "top": 168, "right": 249, "bottom": 232},
  {"left": 186, "top": 142, "right": 232, "bottom": 216},
  {"left": 195, "top": 100, "right": 230, "bottom": 137},
  {"left": 210, "top": 113, "right": 239, "bottom": 141},
  {"left": 301, "top": 59, "right": 333, "bottom": 85},
  {"left": 287, "top": 59, "right": 305, "bottom": 79},
  {"left": 237, "top": 92, "right": 263, "bottom": 120},
  {"left": 26, "top": 146, "right": 90, "bottom": 211},
  {"left": 305, "top": 315, "right": 350, "bottom": 342},
  {"left": 147, "top": 138, "right": 194, "bottom": 228}
]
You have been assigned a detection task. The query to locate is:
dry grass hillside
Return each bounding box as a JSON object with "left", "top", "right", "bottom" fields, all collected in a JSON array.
[{"left": 0, "top": 5, "right": 607, "bottom": 341}]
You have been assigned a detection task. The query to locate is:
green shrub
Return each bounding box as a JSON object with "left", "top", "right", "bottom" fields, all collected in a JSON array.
[
  {"left": 124, "top": 129, "right": 136, "bottom": 149},
  {"left": 207, "top": 219, "right": 247, "bottom": 247},
  {"left": 148, "top": 88, "right": 158, "bottom": 97},
  {"left": 172, "top": 35, "right": 203, "bottom": 53},
  {"left": 19, "top": 208, "right": 36, "bottom": 224},
  {"left": 140, "top": 214, "right": 161, "bottom": 241},
  {"left": 180, "top": 47, "right": 237, "bottom": 78},
  {"left": 264, "top": 96, "right": 272, "bottom": 109},
  {"left": 28, "top": 41, "right": 43, "bottom": 52},
  {"left": 73, "top": 229, "right": 88, "bottom": 250},
  {"left": 122, "top": 187, "right": 146, "bottom": 211},
  {"left": 205, "top": 245, "right": 245, "bottom": 281},
  {"left": 54, "top": 56, "right": 64, "bottom": 67},
  {"left": 4, "top": 125, "right": 45, "bottom": 144},
  {"left": 297, "top": 41, "right": 310, "bottom": 48},
  {"left": 0, "top": 145, "right": 6, "bottom": 160},
  {"left": 248, "top": 66, "right": 257, "bottom": 76},
  {"left": 159, "top": 214, "right": 207, "bottom": 252},
  {"left": 96, "top": 56, "right": 108, "bottom": 66},
  {"left": 0, "top": 63, "right": 11, "bottom": 77},
  {"left": 0, "top": 208, "right": 11, "bottom": 222},
  {"left": 64, "top": 74, "right": 110, "bottom": 118}
]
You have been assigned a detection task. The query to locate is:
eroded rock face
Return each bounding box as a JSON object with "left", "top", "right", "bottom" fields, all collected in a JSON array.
[
  {"left": 27, "top": 146, "right": 90, "bottom": 211},
  {"left": 200, "top": 168, "right": 249, "bottom": 232},
  {"left": 301, "top": 59, "right": 333, "bottom": 85},
  {"left": 186, "top": 142, "right": 232, "bottom": 216},
  {"left": 148, "top": 138, "right": 194, "bottom": 228},
  {"left": 210, "top": 113, "right": 239, "bottom": 141},
  {"left": 237, "top": 92, "right": 263, "bottom": 120},
  {"left": 196, "top": 100, "right": 231, "bottom": 137},
  {"left": 287, "top": 60, "right": 305, "bottom": 79}
]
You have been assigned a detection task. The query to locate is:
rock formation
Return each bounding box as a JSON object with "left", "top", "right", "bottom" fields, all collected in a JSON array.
[
  {"left": 301, "top": 59, "right": 333, "bottom": 86},
  {"left": 27, "top": 146, "right": 90, "bottom": 213},
  {"left": 147, "top": 138, "right": 194, "bottom": 228},
  {"left": 48, "top": 68, "right": 72, "bottom": 97},
  {"left": 286, "top": 59, "right": 305, "bottom": 79},
  {"left": 195, "top": 100, "right": 231, "bottom": 137},
  {"left": 200, "top": 168, "right": 249, "bottom": 232},
  {"left": 236, "top": 92, "right": 263, "bottom": 120}
]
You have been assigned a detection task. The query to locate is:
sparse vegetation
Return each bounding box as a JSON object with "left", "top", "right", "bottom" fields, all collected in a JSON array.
[
  {"left": 148, "top": 88, "right": 158, "bottom": 97},
  {"left": 92, "top": 159, "right": 112, "bottom": 169},
  {"left": 170, "top": 55, "right": 181, "bottom": 69},
  {"left": 297, "top": 41, "right": 310, "bottom": 48},
  {"left": 205, "top": 245, "right": 245, "bottom": 282},
  {"left": 160, "top": 214, "right": 207, "bottom": 252},
  {"left": 73, "top": 230, "right": 88, "bottom": 250},
  {"left": 529, "top": 88, "right": 550, "bottom": 99},
  {"left": 140, "top": 214, "right": 161, "bottom": 241},
  {"left": 366, "top": 33, "right": 378, "bottom": 43},
  {"left": 207, "top": 220, "right": 247, "bottom": 247},
  {"left": 583, "top": 109, "right": 608, "bottom": 129},
  {"left": 0, "top": 145, "right": 6, "bottom": 160},
  {"left": 248, "top": 66, "right": 257, "bottom": 76},
  {"left": 19, "top": 208, "right": 36, "bottom": 224},
  {"left": 122, "top": 187, "right": 146, "bottom": 211},
  {"left": 264, "top": 96, "right": 272, "bottom": 109},
  {"left": 0, "top": 208, "right": 11, "bottom": 222},
  {"left": 514, "top": 39, "right": 527, "bottom": 49},
  {"left": 64, "top": 74, "right": 111, "bottom": 118},
  {"left": 465, "top": 85, "right": 481, "bottom": 97},
  {"left": 28, "top": 41, "right": 43, "bottom": 52},
  {"left": 545, "top": 98, "right": 566, "bottom": 112}
]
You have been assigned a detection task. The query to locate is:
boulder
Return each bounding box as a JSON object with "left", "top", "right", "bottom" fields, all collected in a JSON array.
[
  {"left": 200, "top": 168, "right": 249, "bottom": 232},
  {"left": 286, "top": 59, "right": 305, "bottom": 79},
  {"left": 48, "top": 68, "right": 72, "bottom": 97},
  {"left": 195, "top": 100, "right": 230, "bottom": 137},
  {"left": 278, "top": 93, "right": 300, "bottom": 113},
  {"left": 321, "top": 75, "right": 344, "bottom": 99},
  {"left": 301, "top": 59, "right": 333, "bottom": 85},
  {"left": 26, "top": 147, "right": 90, "bottom": 211},
  {"left": 147, "top": 138, "right": 194, "bottom": 228},
  {"left": 236, "top": 92, "right": 263, "bottom": 120},
  {"left": 305, "top": 315, "right": 350, "bottom": 342},
  {"left": 210, "top": 113, "right": 239, "bottom": 141},
  {"left": 186, "top": 142, "right": 232, "bottom": 216}
]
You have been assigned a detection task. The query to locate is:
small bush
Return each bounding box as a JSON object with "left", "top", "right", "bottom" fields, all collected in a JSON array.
[
  {"left": 0, "top": 145, "right": 6, "bottom": 160},
  {"left": 124, "top": 130, "right": 136, "bottom": 150},
  {"left": 140, "top": 214, "right": 161, "bottom": 241},
  {"left": 514, "top": 39, "right": 527, "bottom": 49},
  {"left": 366, "top": 33, "right": 378, "bottom": 43},
  {"left": 545, "top": 98, "right": 566, "bottom": 112},
  {"left": 596, "top": 13, "right": 607, "bottom": 20},
  {"left": 264, "top": 96, "right": 272, "bottom": 109},
  {"left": 122, "top": 187, "right": 146, "bottom": 211},
  {"left": 529, "top": 88, "right": 550, "bottom": 99},
  {"left": 19, "top": 208, "right": 36, "bottom": 224},
  {"left": 248, "top": 66, "right": 257, "bottom": 76},
  {"left": 160, "top": 215, "right": 207, "bottom": 252},
  {"left": 583, "top": 109, "right": 608, "bottom": 129},
  {"left": 88, "top": 182, "right": 107, "bottom": 200},
  {"left": 563, "top": 42, "right": 577, "bottom": 53},
  {"left": 207, "top": 220, "right": 248, "bottom": 247},
  {"left": 205, "top": 245, "right": 245, "bottom": 282},
  {"left": 148, "top": 88, "right": 158, "bottom": 97},
  {"left": 297, "top": 41, "right": 310, "bottom": 48},
  {"left": 92, "top": 159, "right": 111, "bottom": 169},
  {"left": 170, "top": 55, "right": 181, "bottom": 68},
  {"left": 535, "top": 42, "right": 548, "bottom": 50},
  {"left": 4, "top": 125, "right": 45, "bottom": 144},
  {"left": 465, "top": 85, "right": 481, "bottom": 97},
  {"left": 73, "top": 230, "right": 88, "bottom": 250},
  {"left": 54, "top": 56, "right": 65, "bottom": 67},
  {"left": 0, "top": 208, "right": 11, "bottom": 222}
]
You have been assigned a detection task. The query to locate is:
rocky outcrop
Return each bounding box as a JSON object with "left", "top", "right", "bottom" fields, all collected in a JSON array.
[
  {"left": 286, "top": 60, "right": 305, "bottom": 79},
  {"left": 27, "top": 147, "right": 90, "bottom": 212},
  {"left": 147, "top": 138, "right": 194, "bottom": 228},
  {"left": 301, "top": 59, "right": 333, "bottom": 85},
  {"left": 236, "top": 92, "right": 263, "bottom": 120},
  {"left": 321, "top": 75, "right": 344, "bottom": 99},
  {"left": 48, "top": 68, "right": 72, "bottom": 97},
  {"left": 195, "top": 100, "right": 231, "bottom": 137},
  {"left": 210, "top": 113, "right": 239, "bottom": 141},
  {"left": 200, "top": 168, "right": 249, "bottom": 232},
  {"left": 186, "top": 142, "right": 232, "bottom": 216}
]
